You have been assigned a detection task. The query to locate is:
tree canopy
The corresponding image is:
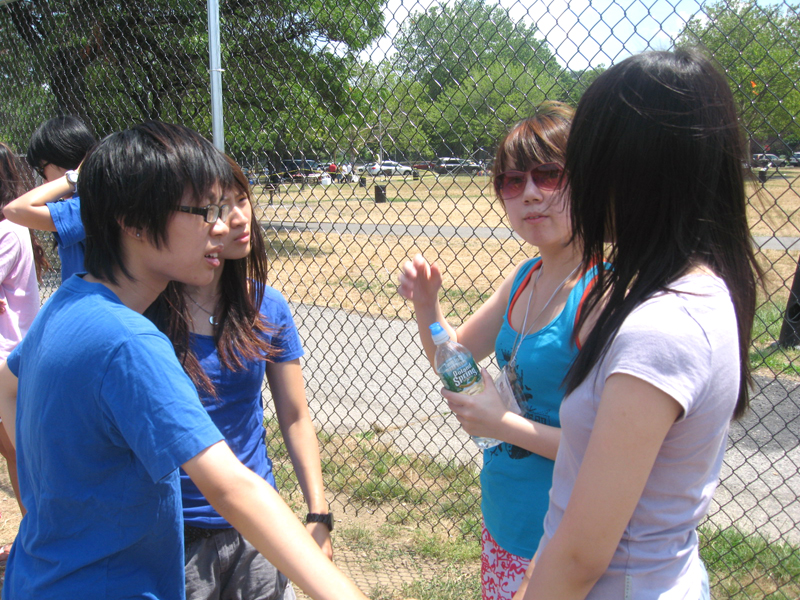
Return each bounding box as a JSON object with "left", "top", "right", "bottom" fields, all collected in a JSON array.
[
  {"left": 0, "top": 0, "right": 385, "bottom": 151},
  {"left": 392, "top": 0, "right": 560, "bottom": 103},
  {"left": 677, "top": 0, "right": 800, "bottom": 151}
]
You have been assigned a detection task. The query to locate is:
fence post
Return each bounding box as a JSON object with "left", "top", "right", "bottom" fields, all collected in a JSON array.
[{"left": 207, "top": 0, "right": 224, "bottom": 152}]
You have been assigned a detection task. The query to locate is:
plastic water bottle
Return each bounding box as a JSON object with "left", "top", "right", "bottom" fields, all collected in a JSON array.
[{"left": 429, "top": 323, "right": 501, "bottom": 450}]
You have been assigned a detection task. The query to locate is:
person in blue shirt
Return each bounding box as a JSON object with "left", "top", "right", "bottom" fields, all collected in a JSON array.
[
  {"left": 0, "top": 121, "right": 368, "bottom": 600},
  {"left": 147, "top": 157, "right": 332, "bottom": 600},
  {"left": 398, "top": 103, "right": 597, "bottom": 600},
  {"left": 4, "top": 116, "right": 96, "bottom": 282}
]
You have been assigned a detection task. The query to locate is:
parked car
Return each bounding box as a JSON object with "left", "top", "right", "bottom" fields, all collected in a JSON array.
[
  {"left": 435, "top": 157, "right": 481, "bottom": 175},
  {"left": 752, "top": 153, "right": 786, "bottom": 167},
  {"left": 366, "top": 160, "right": 415, "bottom": 176},
  {"left": 412, "top": 160, "right": 437, "bottom": 171},
  {"left": 273, "top": 158, "right": 320, "bottom": 183},
  {"left": 788, "top": 152, "right": 800, "bottom": 167}
]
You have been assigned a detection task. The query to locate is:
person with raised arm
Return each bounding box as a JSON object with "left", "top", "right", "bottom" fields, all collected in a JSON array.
[
  {"left": 0, "top": 122, "right": 367, "bottom": 600},
  {"left": 399, "top": 103, "right": 602, "bottom": 600},
  {"left": 3, "top": 116, "right": 95, "bottom": 283}
]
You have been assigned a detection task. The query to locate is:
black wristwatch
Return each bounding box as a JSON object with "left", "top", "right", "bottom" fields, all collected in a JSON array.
[{"left": 305, "top": 512, "right": 334, "bottom": 531}]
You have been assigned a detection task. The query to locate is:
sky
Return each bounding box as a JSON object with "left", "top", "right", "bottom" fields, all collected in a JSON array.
[{"left": 361, "top": 0, "right": 707, "bottom": 70}]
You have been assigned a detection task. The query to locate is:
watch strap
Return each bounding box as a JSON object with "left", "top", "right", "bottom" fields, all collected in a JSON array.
[{"left": 305, "top": 512, "right": 334, "bottom": 531}]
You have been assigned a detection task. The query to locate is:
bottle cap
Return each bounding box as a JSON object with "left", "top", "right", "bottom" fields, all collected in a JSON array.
[{"left": 429, "top": 322, "right": 450, "bottom": 345}]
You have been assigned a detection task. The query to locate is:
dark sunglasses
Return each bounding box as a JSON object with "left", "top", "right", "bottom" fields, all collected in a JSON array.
[
  {"left": 35, "top": 162, "right": 51, "bottom": 179},
  {"left": 176, "top": 203, "right": 231, "bottom": 224},
  {"left": 495, "top": 163, "right": 565, "bottom": 198}
]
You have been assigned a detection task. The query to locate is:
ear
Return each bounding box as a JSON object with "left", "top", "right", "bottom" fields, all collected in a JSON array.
[{"left": 119, "top": 224, "right": 144, "bottom": 240}]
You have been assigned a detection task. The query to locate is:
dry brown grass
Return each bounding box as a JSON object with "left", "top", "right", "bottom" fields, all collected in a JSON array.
[
  {"left": 256, "top": 174, "right": 530, "bottom": 321},
  {"left": 748, "top": 171, "right": 800, "bottom": 238},
  {"left": 253, "top": 171, "right": 800, "bottom": 317}
]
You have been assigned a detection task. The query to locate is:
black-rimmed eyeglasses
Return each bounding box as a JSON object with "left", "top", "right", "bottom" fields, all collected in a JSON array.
[{"left": 176, "top": 203, "right": 231, "bottom": 224}]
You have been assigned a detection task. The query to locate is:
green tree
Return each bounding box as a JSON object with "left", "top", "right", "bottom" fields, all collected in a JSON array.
[
  {"left": 677, "top": 0, "right": 800, "bottom": 150},
  {"left": 392, "top": 0, "right": 560, "bottom": 103},
  {"left": 428, "top": 61, "right": 558, "bottom": 157},
  {"left": 0, "top": 0, "right": 384, "bottom": 149}
]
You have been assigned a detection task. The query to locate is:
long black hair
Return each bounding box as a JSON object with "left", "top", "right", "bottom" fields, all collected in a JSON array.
[
  {"left": 0, "top": 142, "right": 51, "bottom": 281},
  {"left": 565, "top": 49, "right": 759, "bottom": 420},
  {"left": 146, "top": 156, "right": 277, "bottom": 397}
]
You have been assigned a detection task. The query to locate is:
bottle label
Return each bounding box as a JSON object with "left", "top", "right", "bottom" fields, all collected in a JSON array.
[{"left": 438, "top": 355, "right": 481, "bottom": 392}]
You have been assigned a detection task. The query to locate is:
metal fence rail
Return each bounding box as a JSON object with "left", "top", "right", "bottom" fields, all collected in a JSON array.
[{"left": 2, "top": 0, "right": 799, "bottom": 597}]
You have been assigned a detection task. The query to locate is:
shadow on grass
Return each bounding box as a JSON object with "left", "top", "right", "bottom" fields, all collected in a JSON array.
[{"left": 263, "top": 231, "right": 330, "bottom": 259}]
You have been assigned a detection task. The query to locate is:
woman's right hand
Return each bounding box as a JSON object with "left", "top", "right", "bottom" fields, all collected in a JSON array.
[{"left": 398, "top": 254, "right": 443, "bottom": 305}]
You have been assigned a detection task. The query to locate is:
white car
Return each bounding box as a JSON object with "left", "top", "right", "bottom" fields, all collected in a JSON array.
[{"left": 367, "top": 160, "right": 414, "bottom": 176}]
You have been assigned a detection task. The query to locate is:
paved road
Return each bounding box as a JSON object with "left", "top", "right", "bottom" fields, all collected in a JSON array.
[
  {"left": 268, "top": 302, "right": 800, "bottom": 545},
  {"left": 264, "top": 219, "right": 799, "bottom": 251}
]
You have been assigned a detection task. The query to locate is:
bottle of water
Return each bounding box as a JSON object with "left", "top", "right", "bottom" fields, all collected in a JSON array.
[{"left": 429, "top": 323, "right": 501, "bottom": 450}]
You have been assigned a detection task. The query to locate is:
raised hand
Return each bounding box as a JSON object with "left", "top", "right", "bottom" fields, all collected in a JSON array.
[{"left": 397, "top": 254, "right": 443, "bottom": 306}]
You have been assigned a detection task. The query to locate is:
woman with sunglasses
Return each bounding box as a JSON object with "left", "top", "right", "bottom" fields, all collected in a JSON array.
[
  {"left": 147, "top": 157, "right": 331, "bottom": 600},
  {"left": 399, "top": 102, "right": 601, "bottom": 600}
]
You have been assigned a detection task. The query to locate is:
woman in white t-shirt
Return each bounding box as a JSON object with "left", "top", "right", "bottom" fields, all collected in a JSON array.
[{"left": 516, "top": 50, "right": 759, "bottom": 600}]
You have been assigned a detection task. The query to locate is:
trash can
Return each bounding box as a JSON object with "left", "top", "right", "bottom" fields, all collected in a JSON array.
[
  {"left": 359, "top": 176, "right": 367, "bottom": 188},
  {"left": 374, "top": 184, "right": 386, "bottom": 203},
  {"left": 412, "top": 170, "right": 419, "bottom": 181},
  {"left": 758, "top": 168, "right": 768, "bottom": 184}
]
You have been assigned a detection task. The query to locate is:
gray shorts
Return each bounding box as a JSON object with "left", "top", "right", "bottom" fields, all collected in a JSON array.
[{"left": 185, "top": 527, "right": 297, "bottom": 600}]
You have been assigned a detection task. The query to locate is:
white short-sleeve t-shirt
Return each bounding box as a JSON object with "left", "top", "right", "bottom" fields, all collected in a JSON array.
[{"left": 537, "top": 274, "right": 740, "bottom": 600}]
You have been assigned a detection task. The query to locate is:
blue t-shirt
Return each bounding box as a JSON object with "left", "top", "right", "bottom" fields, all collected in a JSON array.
[
  {"left": 181, "top": 285, "right": 304, "bottom": 528},
  {"left": 47, "top": 194, "right": 86, "bottom": 282},
  {"left": 482, "top": 258, "right": 598, "bottom": 559},
  {"left": 3, "top": 276, "right": 223, "bottom": 600}
]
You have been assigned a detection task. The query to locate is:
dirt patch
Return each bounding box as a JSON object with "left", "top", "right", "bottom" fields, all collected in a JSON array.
[{"left": 0, "top": 458, "right": 23, "bottom": 588}]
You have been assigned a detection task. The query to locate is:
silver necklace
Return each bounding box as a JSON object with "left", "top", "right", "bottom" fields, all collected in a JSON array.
[
  {"left": 187, "top": 294, "right": 218, "bottom": 326},
  {"left": 508, "top": 261, "right": 581, "bottom": 368}
]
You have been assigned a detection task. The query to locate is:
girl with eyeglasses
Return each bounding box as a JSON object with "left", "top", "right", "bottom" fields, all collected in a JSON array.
[
  {"left": 516, "top": 50, "right": 759, "bottom": 600},
  {"left": 146, "top": 157, "right": 332, "bottom": 600},
  {"left": 0, "top": 122, "right": 364, "bottom": 600},
  {"left": 399, "top": 102, "right": 603, "bottom": 600}
]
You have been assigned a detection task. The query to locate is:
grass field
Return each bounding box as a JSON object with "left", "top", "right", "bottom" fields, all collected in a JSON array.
[
  {"left": 254, "top": 170, "right": 800, "bottom": 377},
  {"left": 266, "top": 423, "right": 800, "bottom": 600}
]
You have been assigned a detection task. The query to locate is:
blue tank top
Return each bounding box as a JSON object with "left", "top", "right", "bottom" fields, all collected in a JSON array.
[{"left": 482, "top": 257, "right": 598, "bottom": 558}]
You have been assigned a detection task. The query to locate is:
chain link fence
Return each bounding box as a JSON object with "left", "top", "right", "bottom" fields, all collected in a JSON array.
[{"left": 1, "top": 0, "right": 799, "bottom": 596}]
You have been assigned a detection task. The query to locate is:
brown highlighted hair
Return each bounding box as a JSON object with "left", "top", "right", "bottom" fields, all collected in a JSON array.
[{"left": 492, "top": 101, "right": 574, "bottom": 206}]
